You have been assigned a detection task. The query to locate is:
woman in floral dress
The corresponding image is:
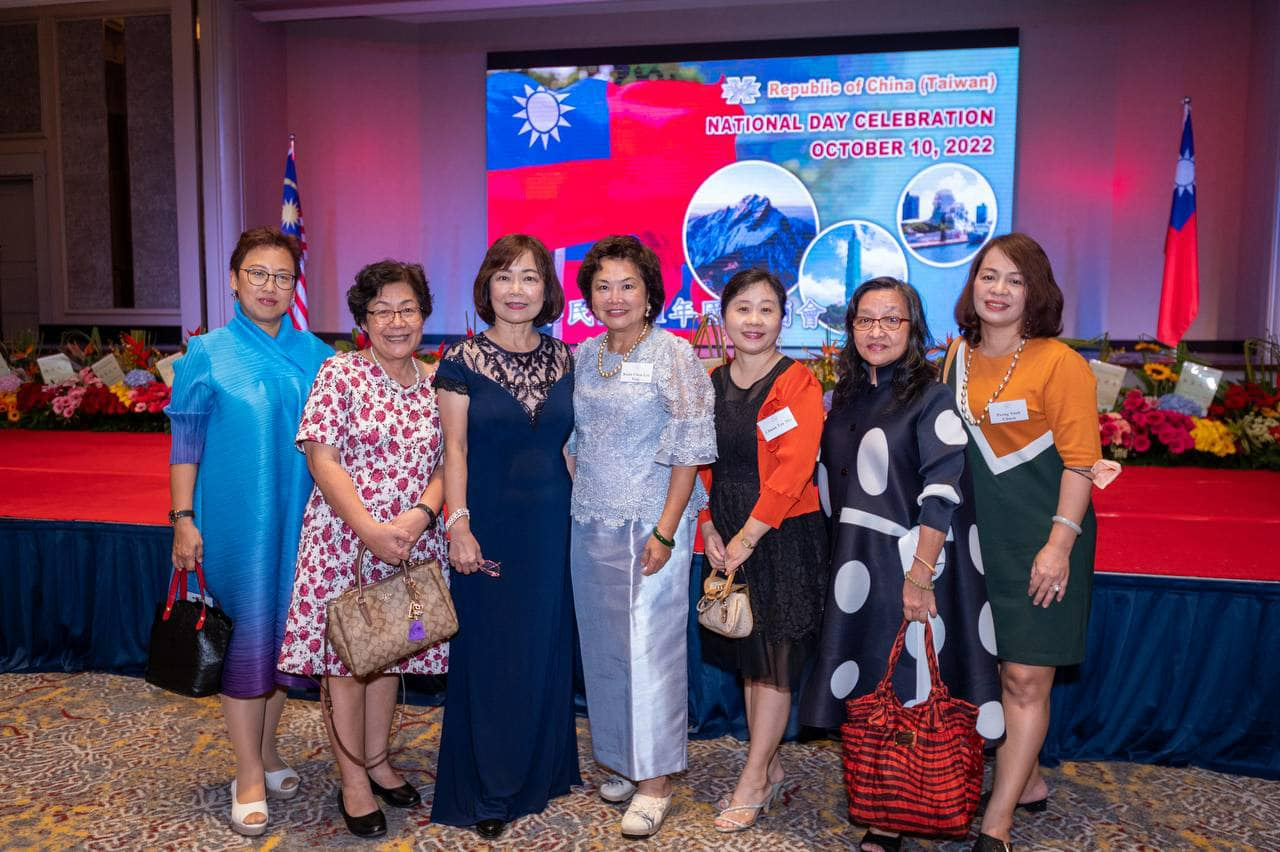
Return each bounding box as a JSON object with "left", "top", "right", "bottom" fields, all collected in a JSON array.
[{"left": 278, "top": 260, "right": 447, "bottom": 839}]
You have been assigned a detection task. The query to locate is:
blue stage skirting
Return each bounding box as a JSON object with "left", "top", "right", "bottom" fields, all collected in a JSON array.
[{"left": 3, "top": 518, "right": 1276, "bottom": 779}]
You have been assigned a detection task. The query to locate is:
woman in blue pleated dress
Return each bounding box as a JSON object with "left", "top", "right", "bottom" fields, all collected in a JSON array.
[
  {"left": 165, "top": 227, "right": 332, "bottom": 837},
  {"left": 431, "top": 234, "right": 580, "bottom": 840}
]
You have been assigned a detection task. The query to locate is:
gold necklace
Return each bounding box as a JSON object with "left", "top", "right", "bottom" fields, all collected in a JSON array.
[
  {"left": 596, "top": 323, "right": 651, "bottom": 378},
  {"left": 960, "top": 337, "right": 1026, "bottom": 426}
]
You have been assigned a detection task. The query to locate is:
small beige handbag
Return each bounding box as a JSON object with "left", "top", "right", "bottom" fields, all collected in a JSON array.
[
  {"left": 696, "top": 566, "right": 753, "bottom": 639},
  {"left": 326, "top": 543, "right": 457, "bottom": 678}
]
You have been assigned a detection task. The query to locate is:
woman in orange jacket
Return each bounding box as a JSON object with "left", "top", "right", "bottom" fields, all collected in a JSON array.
[{"left": 698, "top": 267, "right": 829, "bottom": 833}]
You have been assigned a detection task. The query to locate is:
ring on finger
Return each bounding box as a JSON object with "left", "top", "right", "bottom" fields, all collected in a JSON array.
[{"left": 1052, "top": 583, "right": 1062, "bottom": 593}]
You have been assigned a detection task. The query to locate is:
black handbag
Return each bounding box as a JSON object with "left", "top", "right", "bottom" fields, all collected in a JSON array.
[{"left": 144, "top": 562, "right": 233, "bottom": 697}]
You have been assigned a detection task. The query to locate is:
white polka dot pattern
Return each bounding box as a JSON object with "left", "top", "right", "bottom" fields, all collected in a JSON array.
[
  {"left": 978, "top": 601, "right": 997, "bottom": 656},
  {"left": 934, "top": 409, "right": 969, "bottom": 446},
  {"left": 830, "top": 660, "right": 860, "bottom": 699},
  {"left": 817, "top": 461, "right": 831, "bottom": 516},
  {"left": 976, "top": 700, "right": 1006, "bottom": 739},
  {"left": 855, "top": 428, "right": 889, "bottom": 496},
  {"left": 969, "top": 525, "right": 984, "bottom": 575},
  {"left": 833, "top": 560, "right": 872, "bottom": 614}
]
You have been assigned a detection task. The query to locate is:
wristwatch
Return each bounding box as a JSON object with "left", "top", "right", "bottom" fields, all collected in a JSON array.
[{"left": 168, "top": 509, "right": 195, "bottom": 524}]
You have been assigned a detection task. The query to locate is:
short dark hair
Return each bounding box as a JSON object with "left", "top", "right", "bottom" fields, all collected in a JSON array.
[
  {"left": 577, "top": 235, "right": 665, "bottom": 321},
  {"left": 473, "top": 234, "right": 564, "bottom": 327},
  {"left": 955, "top": 232, "right": 1064, "bottom": 344},
  {"left": 229, "top": 227, "right": 302, "bottom": 278},
  {"left": 721, "top": 267, "right": 787, "bottom": 312},
  {"left": 833, "top": 277, "right": 937, "bottom": 409},
  {"left": 347, "top": 260, "right": 432, "bottom": 327}
]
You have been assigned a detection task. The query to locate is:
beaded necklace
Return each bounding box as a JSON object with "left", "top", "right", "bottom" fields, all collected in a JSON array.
[
  {"left": 960, "top": 336, "right": 1027, "bottom": 426},
  {"left": 596, "top": 323, "right": 651, "bottom": 379}
]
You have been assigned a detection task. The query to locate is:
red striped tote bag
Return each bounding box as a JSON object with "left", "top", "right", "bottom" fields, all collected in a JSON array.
[{"left": 840, "top": 619, "right": 984, "bottom": 837}]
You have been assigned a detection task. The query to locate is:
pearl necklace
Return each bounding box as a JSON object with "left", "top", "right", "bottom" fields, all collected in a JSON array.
[
  {"left": 960, "top": 337, "right": 1027, "bottom": 426},
  {"left": 597, "top": 323, "right": 651, "bottom": 378}
]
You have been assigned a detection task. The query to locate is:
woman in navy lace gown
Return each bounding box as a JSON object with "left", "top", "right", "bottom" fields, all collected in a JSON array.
[{"left": 431, "top": 235, "right": 580, "bottom": 839}]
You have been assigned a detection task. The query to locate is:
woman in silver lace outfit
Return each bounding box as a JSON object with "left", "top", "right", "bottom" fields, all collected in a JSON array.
[{"left": 569, "top": 235, "right": 716, "bottom": 839}]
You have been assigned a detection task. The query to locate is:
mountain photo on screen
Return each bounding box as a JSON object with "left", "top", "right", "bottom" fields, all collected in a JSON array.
[
  {"left": 898, "top": 163, "right": 999, "bottom": 268},
  {"left": 683, "top": 160, "right": 819, "bottom": 297},
  {"left": 798, "top": 220, "right": 910, "bottom": 334}
]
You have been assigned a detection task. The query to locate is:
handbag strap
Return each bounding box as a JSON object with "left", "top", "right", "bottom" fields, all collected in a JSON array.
[
  {"left": 876, "top": 619, "right": 947, "bottom": 698},
  {"left": 352, "top": 544, "right": 423, "bottom": 607},
  {"left": 163, "top": 562, "right": 211, "bottom": 630}
]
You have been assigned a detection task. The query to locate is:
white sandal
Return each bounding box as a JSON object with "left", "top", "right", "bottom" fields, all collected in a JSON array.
[
  {"left": 229, "top": 780, "right": 268, "bottom": 837},
  {"left": 264, "top": 766, "right": 301, "bottom": 800}
]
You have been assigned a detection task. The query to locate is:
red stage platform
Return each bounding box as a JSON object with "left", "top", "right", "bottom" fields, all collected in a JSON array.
[
  {"left": 0, "top": 430, "right": 170, "bottom": 526},
  {"left": 0, "top": 431, "right": 1276, "bottom": 582}
]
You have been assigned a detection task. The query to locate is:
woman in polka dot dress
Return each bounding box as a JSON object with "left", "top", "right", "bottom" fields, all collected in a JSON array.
[{"left": 799, "top": 278, "right": 1003, "bottom": 852}]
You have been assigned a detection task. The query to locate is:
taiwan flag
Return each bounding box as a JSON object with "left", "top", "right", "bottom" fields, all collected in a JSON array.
[
  {"left": 487, "top": 73, "right": 741, "bottom": 341},
  {"left": 1156, "top": 99, "right": 1198, "bottom": 346}
]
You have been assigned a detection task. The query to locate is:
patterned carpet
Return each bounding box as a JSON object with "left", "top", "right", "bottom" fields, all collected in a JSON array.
[{"left": 1, "top": 672, "right": 1275, "bottom": 850}]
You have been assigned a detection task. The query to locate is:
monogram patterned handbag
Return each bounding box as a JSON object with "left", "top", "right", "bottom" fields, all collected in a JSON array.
[{"left": 326, "top": 543, "right": 457, "bottom": 678}]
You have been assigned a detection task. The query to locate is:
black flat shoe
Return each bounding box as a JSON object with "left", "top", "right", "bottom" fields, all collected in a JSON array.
[
  {"left": 860, "top": 828, "right": 903, "bottom": 851},
  {"left": 976, "top": 789, "right": 1048, "bottom": 817},
  {"left": 973, "top": 833, "right": 1013, "bottom": 851},
  {"left": 475, "top": 818, "right": 507, "bottom": 839},
  {"left": 337, "top": 789, "right": 387, "bottom": 838},
  {"left": 368, "top": 774, "right": 422, "bottom": 808}
]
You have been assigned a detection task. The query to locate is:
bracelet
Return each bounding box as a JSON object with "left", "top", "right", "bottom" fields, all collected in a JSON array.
[
  {"left": 912, "top": 554, "right": 935, "bottom": 574},
  {"left": 1051, "top": 514, "right": 1083, "bottom": 535},
  {"left": 652, "top": 527, "right": 675, "bottom": 548},
  {"left": 737, "top": 533, "right": 756, "bottom": 550},
  {"left": 168, "top": 509, "right": 195, "bottom": 524},
  {"left": 444, "top": 507, "right": 470, "bottom": 532},
  {"left": 412, "top": 503, "right": 437, "bottom": 526},
  {"left": 904, "top": 571, "right": 935, "bottom": 592}
]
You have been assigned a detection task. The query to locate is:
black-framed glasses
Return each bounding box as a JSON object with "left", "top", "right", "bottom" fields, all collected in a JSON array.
[
  {"left": 239, "top": 266, "right": 297, "bottom": 290},
  {"left": 367, "top": 307, "right": 424, "bottom": 324},
  {"left": 851, "top": 316, "right": 908, "bottom": 332}
]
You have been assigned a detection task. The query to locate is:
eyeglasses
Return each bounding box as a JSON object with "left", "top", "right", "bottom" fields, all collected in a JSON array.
[
  {"left": 239, "top": 267, "right": 297, "bottom": 290},
  {"left": 477, "top": 560, "right": 501, "bottom": 578},
  {"left": 367, "top": 307, "right": 424, "bottom": 324},
  {"left": 851, "top": 316, "right": 908, "bottom": 332}
]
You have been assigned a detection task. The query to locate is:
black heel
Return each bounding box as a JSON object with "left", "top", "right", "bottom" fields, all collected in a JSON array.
[
  {"left": 976, "top": 789, "right": 1048, "bottom": 816},
  {"left": 337, "top": 788, "right": 387, "bottom": 838},
  {"left": 368, "top": 774, "right": 421, "bottom": 808},
  {"left": 973, "top": 833, "right": 1013, "bottom": 852}
]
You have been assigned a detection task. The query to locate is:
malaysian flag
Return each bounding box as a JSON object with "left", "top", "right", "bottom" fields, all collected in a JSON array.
[{"left": 281, "top": 135, "right": 309, "bottom": 330}]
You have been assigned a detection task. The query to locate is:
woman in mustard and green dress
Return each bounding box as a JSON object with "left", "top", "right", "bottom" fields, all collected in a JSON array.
[{"left": 942, "top": 233, "right": 1111, "bottom": 852}]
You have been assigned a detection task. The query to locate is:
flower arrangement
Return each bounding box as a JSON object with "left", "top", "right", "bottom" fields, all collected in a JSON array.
[
  {"left": 1, "top": 329, "right": 176, "bottom": 431},
  {"left": 1090, "top": 334, "right": 1280, "bottom": 470}
]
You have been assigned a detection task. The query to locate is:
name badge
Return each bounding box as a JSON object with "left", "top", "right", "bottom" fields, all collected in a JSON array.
[
  {"left": 988, "top": 399, "right": 1029, "bottom": 424},
  {"left": 619, "top": 361, "right": 654, "bottom": 383},
  {"left": 758, "top": 406, "right": 799, "bottom": 440}
]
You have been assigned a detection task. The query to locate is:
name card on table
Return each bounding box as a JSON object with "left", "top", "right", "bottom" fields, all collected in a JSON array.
[
  {"left": 1089, "top": 360, "right": 1127, "bottom": 412},
  {"left": 154, "top": 352, "right": 182, "bottom": 387},
  {"left": 91, "top": 353, "right": 126, "bottom": 387},
  {"left": 0, "top": 355, "right": 11, "bottom": 379},
  {"left": 1175, "top": 362, "right": 1224, "bottom": 415},
  {"left": 36, "top": 353, "right": 77, "bottom": 385}
]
